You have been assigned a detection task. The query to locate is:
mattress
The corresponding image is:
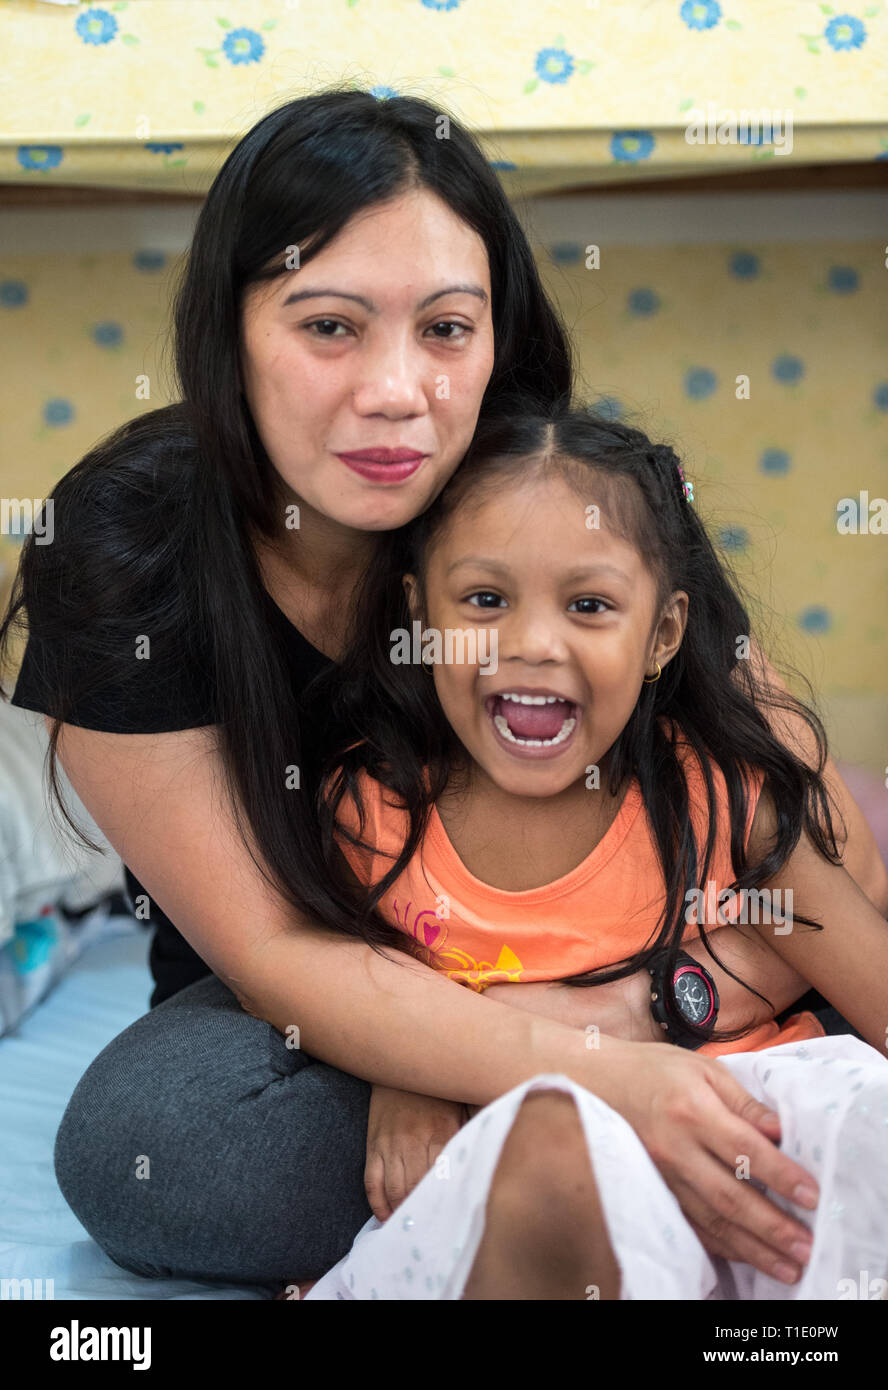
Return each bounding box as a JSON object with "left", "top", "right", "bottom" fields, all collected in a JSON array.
[{"left": 0, "top": 922, "right": 264, "bottom": 1300}]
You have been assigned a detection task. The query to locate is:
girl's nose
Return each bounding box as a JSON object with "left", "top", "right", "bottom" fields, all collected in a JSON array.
[{"left": 500, "top": 609, "right": 569, "bottom": 665}]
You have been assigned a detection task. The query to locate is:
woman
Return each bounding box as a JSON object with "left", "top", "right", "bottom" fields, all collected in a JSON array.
[{"left": 2, "top": 89, "right": 885, "bottom": 1299}]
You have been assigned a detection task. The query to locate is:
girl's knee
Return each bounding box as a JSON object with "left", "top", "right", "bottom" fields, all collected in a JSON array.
[
  {"left": 477, "top": 1089, "right": 619, "bottom": 1295},
  {"left": 488, "top": 1088, "right": 598, "bottom": 1226}
]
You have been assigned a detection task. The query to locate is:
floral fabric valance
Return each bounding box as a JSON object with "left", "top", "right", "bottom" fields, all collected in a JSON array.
[{"left": 0, "top": 0, "right": 886, "bottom": 195}]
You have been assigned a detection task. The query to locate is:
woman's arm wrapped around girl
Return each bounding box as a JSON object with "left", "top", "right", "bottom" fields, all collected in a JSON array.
[{"left": 480, "top": 920, "right": 811, "bottom": 1042}]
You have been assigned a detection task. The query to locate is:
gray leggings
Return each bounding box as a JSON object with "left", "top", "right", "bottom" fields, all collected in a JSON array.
[{"left": 53, "top": 973, "right": 373, "bottom": 1295}]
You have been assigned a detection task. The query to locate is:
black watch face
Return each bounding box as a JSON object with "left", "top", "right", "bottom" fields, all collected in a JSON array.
[{"left": 675, "top": 968, "right": 712, "bottom": 1025}]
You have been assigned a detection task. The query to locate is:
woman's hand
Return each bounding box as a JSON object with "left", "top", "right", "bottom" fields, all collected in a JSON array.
[
  {"left": 590, "top": 1040, "right": 820, "bottom": 1285},
  {"left": 364, "top": 1085, "right": 469, "bottom": 1222}
]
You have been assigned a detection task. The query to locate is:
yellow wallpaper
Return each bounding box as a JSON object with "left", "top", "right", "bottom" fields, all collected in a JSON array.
[{"left": 1, "top": 227, "right": 885, "bottom": 740}]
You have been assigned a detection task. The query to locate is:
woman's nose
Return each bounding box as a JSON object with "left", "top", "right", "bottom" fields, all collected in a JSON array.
[{"left": 351, "top": 337, "right": 428, "bottom": 416}]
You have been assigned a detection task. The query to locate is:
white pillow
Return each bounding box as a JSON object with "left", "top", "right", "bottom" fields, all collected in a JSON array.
[{"left": 0, "top": 701, "right": 124, "bottom": 946}]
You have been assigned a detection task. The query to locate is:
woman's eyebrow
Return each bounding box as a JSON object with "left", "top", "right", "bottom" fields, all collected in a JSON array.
[{"left": 280, "top": 283, "right": 488, "bottom": 311}]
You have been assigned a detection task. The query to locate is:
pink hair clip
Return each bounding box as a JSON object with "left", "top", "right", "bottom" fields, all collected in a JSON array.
[{"left": 676, "top": 462, "right": 694, "bottom": 504}]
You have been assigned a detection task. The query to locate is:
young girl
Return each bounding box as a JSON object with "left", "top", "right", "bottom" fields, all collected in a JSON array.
[{"left": 302, "top": 406, "right": 888, "bottom": 1300}]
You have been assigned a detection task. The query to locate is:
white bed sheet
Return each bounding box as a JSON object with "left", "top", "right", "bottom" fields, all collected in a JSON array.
[{"left": 0, "top": 924, "right": 264, "bottom": 1300}]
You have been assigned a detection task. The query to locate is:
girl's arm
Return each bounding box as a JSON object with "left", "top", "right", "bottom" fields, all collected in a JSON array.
[
  {"left": 746, "top": 783, "right": 888, "bottom": 1053},
  {"left": 745, "top": 639, "right": 888, "bottom": 915}
]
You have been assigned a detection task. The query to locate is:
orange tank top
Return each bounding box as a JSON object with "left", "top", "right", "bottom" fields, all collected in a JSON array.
[{"left": 330, "top": 728, "right": 824, "bottom": 1058}]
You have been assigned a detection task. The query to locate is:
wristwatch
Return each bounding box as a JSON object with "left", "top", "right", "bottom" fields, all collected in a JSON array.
[{"left": 647, "top": 948, "right": 719, "bottom": 1048}]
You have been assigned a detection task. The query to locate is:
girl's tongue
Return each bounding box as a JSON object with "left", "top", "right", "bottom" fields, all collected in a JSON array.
[{"left": 491, "top": 695, "right": 573, "bottom": 740}]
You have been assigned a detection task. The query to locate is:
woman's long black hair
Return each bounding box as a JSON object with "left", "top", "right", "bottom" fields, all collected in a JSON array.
[
  {"left": 314, "top": 405, "right": 846, "bottom": 1046},
  {"left": 0, "top": 88, "right": 572, "bottom": 942}
]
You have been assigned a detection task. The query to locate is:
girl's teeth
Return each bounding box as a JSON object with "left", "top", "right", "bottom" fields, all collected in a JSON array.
[
  {"left": 493, "top": 713, "right": 577, "bottom": 747},
  {"left": 501, "top": 693, "right": 564, "bottom": 705}
]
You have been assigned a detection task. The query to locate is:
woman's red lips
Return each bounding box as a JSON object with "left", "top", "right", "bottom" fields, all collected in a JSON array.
[
  {"left": 335, "top": 448, "right": 428, "bottom": 484},
  {"left": 336, "top": 448, "right": 427, "bottom": 463}
]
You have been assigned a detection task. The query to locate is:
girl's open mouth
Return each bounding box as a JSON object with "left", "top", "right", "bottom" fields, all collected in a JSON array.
[{"left": 484, "top": 692, "right": 580, "bottom": 759}]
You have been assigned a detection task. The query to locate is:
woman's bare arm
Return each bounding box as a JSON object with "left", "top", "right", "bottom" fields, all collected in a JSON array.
[
  {"left": 746, "top": 639, "right": 888, "bottom": 915},
  {"left": 53, "top": 722, "right": 623, "bottom": 1105},
  {"left": 482, "top": 924, "right": 809, "bottom": 1041}
]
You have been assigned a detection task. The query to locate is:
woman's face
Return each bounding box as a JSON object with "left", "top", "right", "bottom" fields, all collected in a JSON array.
[
  {"left": 239, "top": 188, "right": 495, "bottom": 534},
  {"left": 406, "top": 472, "right": 688, "bottom": 801}
]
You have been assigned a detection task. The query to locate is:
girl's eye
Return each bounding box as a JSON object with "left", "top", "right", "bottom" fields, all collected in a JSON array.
[
  {"left": 569, "top": 597, "right": 611, "bottom": 615},
  {"left": 465, "top": 591, "right": 505, "bottom": 609}
]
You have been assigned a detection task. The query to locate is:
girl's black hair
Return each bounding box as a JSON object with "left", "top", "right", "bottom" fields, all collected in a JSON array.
[
  {"left": 315, "top": 404, "right": 846, "bottom": 1046},
  {"left": 0, "top": 88, "right": 573, "bottom": 944}
]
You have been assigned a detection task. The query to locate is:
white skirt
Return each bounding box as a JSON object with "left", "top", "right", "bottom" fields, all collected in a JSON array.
[{"left": 304, "top": 1034, "right": 888, "bottom": 1301}]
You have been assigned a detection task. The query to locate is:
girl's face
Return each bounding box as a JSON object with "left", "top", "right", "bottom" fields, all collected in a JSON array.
[
  {"left": 239, "top": 188, "right": 495, "bottom": 535},
  {"left": 405, "top": 471, "right": 688, "bottom": 800}
]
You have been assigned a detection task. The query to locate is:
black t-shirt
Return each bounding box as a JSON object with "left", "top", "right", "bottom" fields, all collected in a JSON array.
[{"left": 11, "top": 409, "right": 334, "bottom": 1007}]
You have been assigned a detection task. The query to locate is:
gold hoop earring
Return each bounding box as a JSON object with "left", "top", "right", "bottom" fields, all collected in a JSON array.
[{"left": 643, "top": 662, "right": 662, "bottom": 684}]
